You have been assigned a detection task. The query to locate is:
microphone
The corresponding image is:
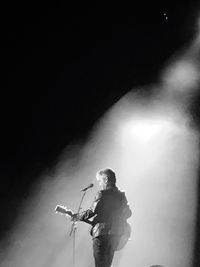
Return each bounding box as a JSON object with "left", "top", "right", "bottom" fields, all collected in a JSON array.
[{"left": 81, "top": 183, "right": 94, "bottom": 192}]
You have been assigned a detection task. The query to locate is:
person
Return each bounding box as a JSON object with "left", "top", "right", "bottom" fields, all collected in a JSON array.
[{"left": 72, "top": 168, "right": 132, "bottom": 267}]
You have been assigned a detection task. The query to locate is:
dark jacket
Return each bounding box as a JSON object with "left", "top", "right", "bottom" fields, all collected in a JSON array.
[{"left": 77, "top": 186, "right": 132, "bottom": 238}]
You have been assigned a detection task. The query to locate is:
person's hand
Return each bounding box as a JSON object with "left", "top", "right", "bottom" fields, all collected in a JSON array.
[{"left": 71, "top": 213, "right": 79, "bottom": 222}]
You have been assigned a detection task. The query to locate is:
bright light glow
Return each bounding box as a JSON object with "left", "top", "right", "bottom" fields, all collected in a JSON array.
[{"left": 121, "top": 118, "right": 172, "bottom": 144}]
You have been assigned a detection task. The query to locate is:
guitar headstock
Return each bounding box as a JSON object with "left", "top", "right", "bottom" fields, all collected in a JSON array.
[{"left": 55, "top": 205, "right": 74, "bottom": 217}]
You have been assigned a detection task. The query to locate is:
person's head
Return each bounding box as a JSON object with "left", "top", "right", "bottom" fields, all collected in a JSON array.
[{"left": 96, "top": 168, "right": 116, "bottom": 190}]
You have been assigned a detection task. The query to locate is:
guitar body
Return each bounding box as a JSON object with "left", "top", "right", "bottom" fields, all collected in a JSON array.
[{"left": 115, "top": 222, "right": 131, "bottom": 251}]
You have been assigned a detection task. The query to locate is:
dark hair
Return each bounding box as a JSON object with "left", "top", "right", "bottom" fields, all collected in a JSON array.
[{"left": 97, "top": 168, "right": 116, "bottom": 186}]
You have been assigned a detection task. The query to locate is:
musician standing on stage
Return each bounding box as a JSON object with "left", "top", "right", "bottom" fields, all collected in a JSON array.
[{"left": 72, "top": 168, "right": 132, "bottom": 267}]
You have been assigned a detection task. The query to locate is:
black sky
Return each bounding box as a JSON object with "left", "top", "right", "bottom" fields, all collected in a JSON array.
[{"left": 1, "top": 2, "right": 200, "bottom": 260}]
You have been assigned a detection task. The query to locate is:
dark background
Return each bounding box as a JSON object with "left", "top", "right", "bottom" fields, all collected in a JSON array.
[{"left": 1, "top": 2, "right": 200, "bottom": 265}]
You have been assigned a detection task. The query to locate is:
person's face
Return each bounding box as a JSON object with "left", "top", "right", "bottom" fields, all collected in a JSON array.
[{"left": 97, "top": 174, "right": 107, "bottom": 190}]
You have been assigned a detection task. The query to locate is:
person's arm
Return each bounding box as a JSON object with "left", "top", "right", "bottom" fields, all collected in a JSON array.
[{"left": 72, "top": 191, "right": 102, "bottom": 222}]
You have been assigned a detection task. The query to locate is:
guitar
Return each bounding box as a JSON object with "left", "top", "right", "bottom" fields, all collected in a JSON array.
[
  {"left": 55, "top": 205, "right": 131, "bottom": 251},
  {"left": 55, "top": 205, "right": 92, "bottom": 225}
]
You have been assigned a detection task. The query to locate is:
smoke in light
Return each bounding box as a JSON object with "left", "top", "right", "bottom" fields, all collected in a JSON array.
[
  {"left": 121, "top": 118, "right": 173, "bottom": 143},
  {"left": 108, "top": 98, "right": 198, "bottom": 267},
  {"left": 1, "top": 13, "right": 200, "bottom": 267},
  {"left": 162, "top": 59, "right": 200, "bottom": 92}
]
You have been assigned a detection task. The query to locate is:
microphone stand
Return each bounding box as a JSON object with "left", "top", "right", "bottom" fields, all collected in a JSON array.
[{"left": 69, "top": 190, "right": 87, "bottom": 267}]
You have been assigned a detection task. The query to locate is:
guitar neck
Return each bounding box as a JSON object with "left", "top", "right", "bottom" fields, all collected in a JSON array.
[{"left": 55, "top": 205, "right": 93, "bottom": 225}]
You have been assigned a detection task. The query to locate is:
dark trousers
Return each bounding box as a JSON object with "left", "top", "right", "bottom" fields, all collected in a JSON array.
[{"left": 93, "top": 235, "right": 118, "bottom": 267}]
